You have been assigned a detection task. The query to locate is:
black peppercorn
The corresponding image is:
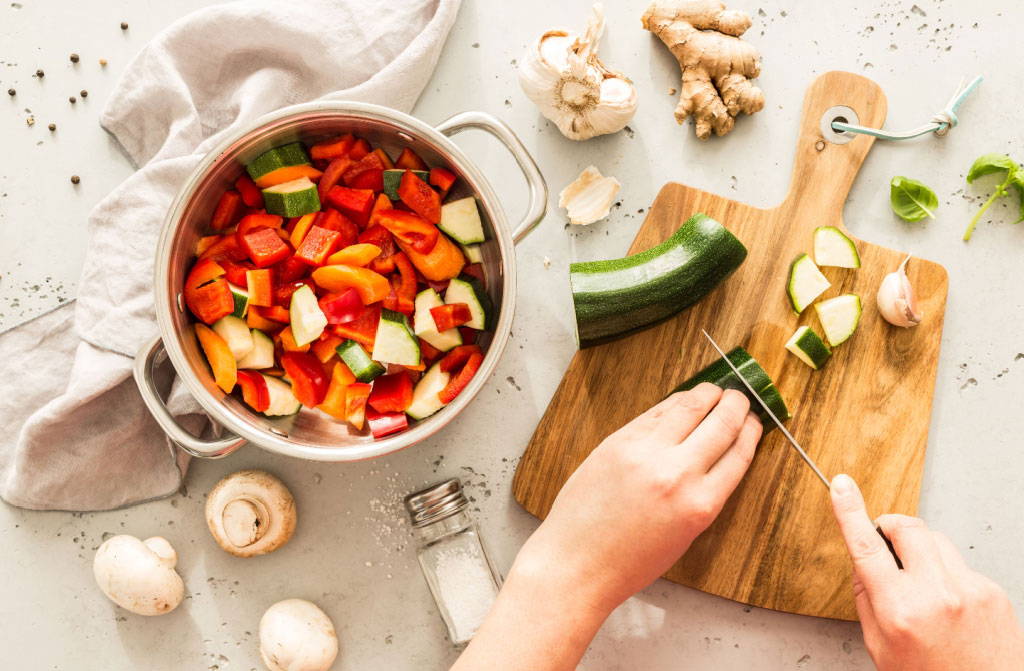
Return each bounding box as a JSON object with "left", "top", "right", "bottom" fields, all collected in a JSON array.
[
  {"left": 35, "top": 69, "right": 44, "bottom": 77},
  {"left": 71, "top": 175, "right": 80, "bottom": 184},
  {"left": 120, "top": 22, "right": 128, "bottom": 30},
  {"left": 80, "top": 89, "right": 88, "bottom": 98},
  {"left": 6, "top": 88, "right": 14, "bottom": 96},
  {"left": 48, "top": 123, "right": 56, "bottom": 131},
  {"left": 70, "top": 53, "right": 79, "bottom": 63},
  {"left": 69, "top": 96, "right": 76, "bottom": 104}
]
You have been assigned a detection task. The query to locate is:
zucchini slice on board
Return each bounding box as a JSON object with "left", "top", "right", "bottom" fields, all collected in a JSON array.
[
  {"left": 815, "top": 293, "right": 862, "bottom": 346},
  {"left": 785, "top": 325, "right": 832, "bottom": 370},
  {"left": 570, "top": 213, "right": 748, "bottom": 349},
  {"left": 672, "top": 346, "right": 790, "bottom": 428},
  {"left": 787, "top": 253, "right": 831, "bottom": 314},
  {"left": 813, "top": 226, "right": 861, "bottom": 268}
]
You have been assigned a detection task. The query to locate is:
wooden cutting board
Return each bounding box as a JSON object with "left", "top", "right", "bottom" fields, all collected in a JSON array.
[{"left": 512, "top": 71, "right": 949, "bottom": 621}]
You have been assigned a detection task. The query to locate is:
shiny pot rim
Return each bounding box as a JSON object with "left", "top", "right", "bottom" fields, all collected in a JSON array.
[{"left": 135, "top": 101, "right": 546, "bottom": 462}]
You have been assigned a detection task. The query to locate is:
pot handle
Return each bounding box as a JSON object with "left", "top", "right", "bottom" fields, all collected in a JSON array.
[
  {"left": 133, "top": 335, "right": 247, "bottom": 459},
  {"left": 435, "top": 111, "right": 548, "bottom": 244}
]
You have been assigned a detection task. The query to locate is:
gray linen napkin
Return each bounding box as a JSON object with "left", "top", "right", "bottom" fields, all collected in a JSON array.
[{"left": 0, "top": 0, "right": 461, "bottom": 511}]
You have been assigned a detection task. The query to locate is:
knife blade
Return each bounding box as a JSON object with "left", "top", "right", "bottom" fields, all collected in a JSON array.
[{"left": 699, "top": 329, "right": 903, "bottom": 569}]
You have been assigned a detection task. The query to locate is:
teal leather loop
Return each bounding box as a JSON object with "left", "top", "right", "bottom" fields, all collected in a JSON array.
[{"left": 831, "top": 76, "right": 982, "bottom": 140}]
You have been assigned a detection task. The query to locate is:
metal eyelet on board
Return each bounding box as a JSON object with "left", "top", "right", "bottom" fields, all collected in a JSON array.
[{"left": 820, "top": 105, "right": 859, "bottom": 145}]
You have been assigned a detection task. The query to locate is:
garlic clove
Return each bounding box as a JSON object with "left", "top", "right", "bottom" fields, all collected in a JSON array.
[
  {"left": 876, "top": 254, "right": 923, "bottom": 327},
  {"left": 518, "top": 3, "right": 638, "bottom": 141},
  {"left": 559, "top": 165, "right": 621, "bottom": 225}
]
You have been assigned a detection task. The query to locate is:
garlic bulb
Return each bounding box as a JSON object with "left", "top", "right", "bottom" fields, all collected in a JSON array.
[
  {"left": 559, "top": 165, "right": 620, "bottom": 225},
  {"left": 519, "top": 3, "right": 638, "bottom": 141},
  {"left": 876, "top": 254, "right": 923, "bottom": 327}
]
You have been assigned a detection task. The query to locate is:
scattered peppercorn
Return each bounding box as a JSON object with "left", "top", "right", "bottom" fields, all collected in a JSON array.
[
  {"left": 48, "top": 123, "right": 56, "bottom": 131},
  {"left": 71, "top": 175, "right": 80, "bottom": 184},
  {"left": 70, "top": 53, "right": 80, "bottom": 63},
  {"left": 6, "top": 88, "right": 14, "bottom": 96},
  {"left": 69, "top": 96, "right": 76, "bottom": 104},
  {"left": 80, "top": 89, "right": 88, "bottom": 98},
  {"left": 26, "top": 116, "right": 34, "bottom": 126},
  {"left": 99, "top": 58, "right": 107, "bottom": 66},
  {"left": 35, "top": 69, "right": 44, "bottom": 78},
  {"left": 120, "top": 22, "right": 128, "bottom": 30}
]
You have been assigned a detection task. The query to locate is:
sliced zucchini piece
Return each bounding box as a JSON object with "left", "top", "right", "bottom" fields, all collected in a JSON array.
[
  {"left": 237, "top": 329, "right": 275, "bottom": 369},
  {"left": 813, "top": 226, "right": 861, "bottom": 268},
  {"left": 406, "top": 362, "right": 452, "bottom": 420},
  {"left": 460, "top": 243, "right": 484, "bottom": 264},
  {"left": 413, "top": 288, "right": 463, "bottom": 352},
  {"left": 247, "top": 142, "right": 312, "bottom": 183},
  {"left": 788, "top": 253, "right": 831, "bottom": 314},
  {"left": 262, "top": 176, "right": 321, "bottom": 218},
  {"left": 288, "top": 285, "right": 328, "bottom": 347},
  {"left": 228, "top": 283, "right": 249, "bottom": 319},
  {"left": 211, "top": 316, "right": 254, "bottom": 361},
  {"left": 383, "top": 169, "right": 429, "bottom": 200},
  {"left": 262, "top": 374, "right": 302, "bottom": 416},
  {"left": 444, "top": 276, "right": 492, "bottom": 330},
  {"left": 785, "top": 325, "right": 832, "bottom": 370},
  {"left": 814, "top": 293, "right": 862, "bottom": 346},
  {"left": 336, "top": 340, "right": 385, "bottom": 383},
  {"left": 673, "top": 346, "right": 790, "bottom": 427},
  {"left": 439, "top": 196, "right": 486, "bottom": 245},
  {"left": 372, "top": 309, "right": 421, "bottom": 366},
  {"left": 570, "top": 213, "right": 747, "bottom": 349}
]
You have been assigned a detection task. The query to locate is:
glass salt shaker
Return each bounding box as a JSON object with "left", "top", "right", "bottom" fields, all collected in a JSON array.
[{"left": 404, "top": 478, "right": 502, "bottom": 646}]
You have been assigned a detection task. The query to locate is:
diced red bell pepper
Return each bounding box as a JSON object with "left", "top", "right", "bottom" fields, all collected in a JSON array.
[
  {"left": 365, "top": 407, "right": 409, "bottom": 438},
  {"left": 310, "top": 134, "right": 355, "bottom": 161},
  {"left": 332, "top": 302, "right": 381, "bottom": 348},
  {"left": 236, "top": 213, "right": 284, "bottom": 237},
  {"left": 312, "top": 333, "right": 345, "bottom": 364},
  {"left": 429, "top": 167, "right": 457, "bottom": 198},
  {"left": 429, "top": 303, "right": 472, "bottom": 331},
  {"left": 343, "top": 152, "right": 384, "bottom": 189},
  {"left": 222, "top": 259, "right": 255, "bottom": 287},
  {"left": 280, "top": 351, "right": 329, "bottom": 407},
  {"left": 326, "top": 187, "right": 375, "bottom": 228},
  {"left": 295, "top": 225, "right": 341, "bottom": 267},
  {"left": 319, "top": 288, "right": 363, "bottom": 325},
  {"left": 395, "top": 147, "right": 428, "bottom": 171},
  {"left": 359, "top": 225, "right": 398, "bottom": 274},
  {"left": 438, "top": 352, "right": 483, "bottom": 404},
  {"left": 196, "top": 235, "right": 220, "bottom": 257},
  {"left": 199, "top": 233, "right": 248, "bottom": 263},
  {"left": 317, "top": 361, "right": 356, "bottom": 419},
  {"left": 347, "top": 168, "right": 384, "bottom": 191},
  {"left": 314, "top": 209, "right": 359, "bottom": 248},
  {"left": 345, "top": 382, "right": 372, "bottom": 430},
  {"left": 289, "top": 213, "right": 317, "bottom": 248},
  {"left": 253, "top": 304, "right": 290, "bottom": 324},
  {"left": 211, "top": 190, "right": 244, "bottom": 231},
  {"left": 439, "top": 345, "right": 482, "bottom": 373},
  {"left": 236, "top": 370, "right": 270, "bottom": 412},
  {"left": 419, "top": 338, "right": 443, "bottom": 364},
  {"left": 376, "top": 209, "right": 439, "bottom": 254},
  {"left": 383, "top": 252, "right": 416, "bottom": 316},
  {"left": 424, "top": 277, "right": 450, "bottom": 293},
  {"left": 271, "top": 255, "right": 310, "bottom": 284},
  {"left": 273, "top": 278, "right": 315, "bottom": 307},
  {"left": 317, "top": 155, "right": 351, "bottom": 202},
  {"left": 242, "top": 227, "right": 292, "bottom": 268},
  {"left": 461, "top": 263, "right": 487, "bottom": 289},
  {"left": 195, "top": 323, "right": 237, "bottom": 393},
  {"left": 183, "top": 258, "right": 234, "bottom": 324},
  {"left": 459, "top": 326, "right": 477, "bottom": 345},
  {"left": 246, "top": 268, "right": 273, "bottom": 307},
  {"left": 397, "top": 170, "right": 441, "bottom": 223},
  {"left": 367, "top": 372, "right": 414, "bottom": 413},
  {"left": 234, "top": 175, "right": 265, "bottom": 208},
  {"left": 368, "top": 193, "right": 393, "bottom": 227},
  {"left": 347, "top": 138, "right": 372, "bottom": 161}
]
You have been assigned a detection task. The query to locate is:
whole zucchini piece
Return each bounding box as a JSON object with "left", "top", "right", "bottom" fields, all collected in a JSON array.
[
  {"left": 569, "top": 213, "right": 747, "bottom": 349},
  {"left": 672, "top": 346, "right": 790, "bottom": 428}
]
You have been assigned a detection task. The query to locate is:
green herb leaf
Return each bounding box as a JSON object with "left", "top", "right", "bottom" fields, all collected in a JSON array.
[
  {"left": 967, "top": 153, "right": 1017, "bottom": 184},
  {"left": 890, "top": 176, "right": 938, "bottom": 222},
  {"left": 963, "top": 153, "right": 1024, "bottom": 240},
  {"left": 1008, "top": 171, "right": 1024, "bottom": 224}
]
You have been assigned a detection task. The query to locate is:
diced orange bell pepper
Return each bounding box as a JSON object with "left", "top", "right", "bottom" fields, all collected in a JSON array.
[
  {"left": 395, "top": 147, "right": 428, "bottom": 171},
  {"left": 312, "top": 333, "right": 344, "bottom": 363},
  {"left": 253, "top": 304, "right": 290, "bottom": 324},
  {"left": 242, "top": 227, "right": 292, "bottom": 268},
  {"left": 397, "top": 170, "right": 441, "bottom": 223},
  {"left": 383, "top": 252, "right": 417, "bottom": 316},
  {"left": 183, "top": 258, "right": 234, "bottom": 325},
  {"left": 396, "top": 231, "right": 465, "bottom": 281},
  {"left": 376, "top": 209, "right": 439, "bottom": 254},
  {"left": 247, "top": 307, "right": 281, "bottom": 332},
  {"left": 373, "top": 148, "right": 395, "bottom": 170},
  {"left": 359, "top": 225, "right": 398, "bottom": 274},
  {"left": 311, "top": 264, "right": 391, "bottom": 304},
  {"left": 211, "top": 190, "right": 244, "bottom": 231},
  {"left": 347, "top": 138, "right": 372, "bottom": 161},
  {"left": 317, "top": 155, "right": 351, "bottom": 202},
  {"left": 317, "top": 361, "right": 356, "bottom": 419},
  {"left": 368, "top": 193, "right": 393, "bottom": 227},
  {"left": 253, "top": 164, "right": 323, "bottom": 189},
  {"left": 196, "top": 235, "right": 220, "bottom": 257},
  {"left": 195, "top": 323, "right": 237, "bottom": 393},
  {"left": 344, "top": 382, "right": 372, "bottom": 430},
  {"left": 278, "top": 325, "right": 310, "bottom": 353},
  {"left": 234, "top": 174, "right": 264, "bottom": 208},
  {"left": 289, "top": 213, "right": 317, "bottom": 249},
  {"left": 295, "top": 225, "right": 341, "bottom": 267},
  {"left": 326, "top": 186, "right": 375, "bottom": 228},
  {"left": 429, "top": 167, "right": 457, "bottom": 198},
  {"left": 332, "top": 303, "right": 381, "bottom": 348},
  {"left": 237, "top": 213, "right": 284, "bottom": 237},
  {"left": 326, "top": 243, "right": 381, "bottom": 267},
  {"left": 245, "top": 269, "right": 273, "bottom": 307},
  {"left": 310, "top": 134, "right": 355, "bottom": 161}
]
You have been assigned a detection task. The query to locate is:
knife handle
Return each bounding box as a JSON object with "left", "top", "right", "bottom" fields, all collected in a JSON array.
[{"left": 876, "top": 525, "right": 904, "bottom": 569}]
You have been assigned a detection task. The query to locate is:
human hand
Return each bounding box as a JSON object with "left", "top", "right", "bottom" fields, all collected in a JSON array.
[
  {"left": 515, "top": 384, "right": 762, "bottom": 616},
  {"left": 830, "top": 473, "right": 1024, "bottom": 671}
]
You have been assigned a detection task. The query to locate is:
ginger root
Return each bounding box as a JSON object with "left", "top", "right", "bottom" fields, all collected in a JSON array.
[{"left": 642, "top": 0, "right": 764, "bottom": 140}]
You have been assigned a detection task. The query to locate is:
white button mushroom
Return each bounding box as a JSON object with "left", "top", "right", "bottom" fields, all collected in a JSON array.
[
  {"left": 259, "top": 599, "right": 339, "bottom": 671},
  {"left": 92, "top": 535, "right": 184, "bottom": 616},
  {"left": 206, "top": 470, "right": 296, "bottom": 557}
]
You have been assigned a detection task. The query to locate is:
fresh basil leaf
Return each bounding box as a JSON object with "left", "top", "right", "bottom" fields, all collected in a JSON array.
[
  {"left": 890, "top": 176, "right": 938, "bottom": 222},
  {"left": 1008, "top": 169, "right": 1024, "bottom": 224},
  {"left": 967, "top": 153, "right": 1017, "bottom": 184}
]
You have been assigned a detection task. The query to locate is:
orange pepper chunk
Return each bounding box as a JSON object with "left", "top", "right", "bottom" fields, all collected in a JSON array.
[
  {"left": 311, "top": 264, "right": 390, "bottom": 304},
  {"left": 195, "top": 323, "right": 237, "bottom": 393},
  {"left": 326, "top": 243, "right": 381, "bottom": 267}
]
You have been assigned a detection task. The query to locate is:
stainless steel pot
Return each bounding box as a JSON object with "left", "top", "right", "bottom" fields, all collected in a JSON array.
[{"left": 134, "top": 102, "right": 546, "bottom": 462}]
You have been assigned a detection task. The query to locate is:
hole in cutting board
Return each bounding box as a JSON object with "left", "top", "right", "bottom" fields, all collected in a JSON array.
[{"left": 820, "top": 105, "right": 859, "bottom": 145}]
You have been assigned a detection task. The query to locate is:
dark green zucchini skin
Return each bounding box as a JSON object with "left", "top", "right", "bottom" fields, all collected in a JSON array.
[
  {"left": 672, "top": 346, "right": 790, "bottom": 429},
  {"left": 569, "top": 213, "right": 747, "bottom": 349}
]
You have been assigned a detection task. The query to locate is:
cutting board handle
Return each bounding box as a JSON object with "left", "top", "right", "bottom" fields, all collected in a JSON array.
[{"left": 779, "top": 72, "right": 888, "bottom": 230}]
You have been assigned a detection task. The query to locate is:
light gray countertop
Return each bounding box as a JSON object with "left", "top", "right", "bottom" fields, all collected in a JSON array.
[{"left": 2, "top": 0, "right": 1022, "bottom": 669}]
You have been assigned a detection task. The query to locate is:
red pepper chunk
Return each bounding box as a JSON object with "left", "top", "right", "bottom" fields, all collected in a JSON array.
[
  {"left": 343, "top": 153, "right": 384, "bottom": 190},
  {"left": 236, "top": 213, "right": 284, "bottom": 237},
  {"left": 199, "top": 233, "right": 248, "bottom": 263},
  {"left": 317, "top": 155, "right": 351, "bottom": 202},
  {"left": 383, "top": 252, "right": 417, "bottom": 316},
  {"left": 376, "top": 209, "right": 439, "bottom": 254},
  {"left": 365, "top": 407, "right": 409, "bottom": 438},
  {"left": 295, "top": 225, "right": 341, "bottom": 266},
  {"left": 183, "top": 258, "right": 234, "bottom": 325},
  {"left": 461, "top": 263, "right": 487, "bottom": 289},
  {"left": 310, "top": 134, "right": 355, "bottom": 161},
  {"left": 314, "top": 209, "right": 359, "bottom": 248},
  {"left": 211, "top": 190, "right": 244, "bottom": 230},
  {"left": 234, "top": 175, "right": 265, "bottom": 208},
  {"left": 332, "top": 302, "right": 381, "bottom": 348},
  {"left": 348, "top": 138, "right": 372, "bottom": 161},
  {"left": 319, "top": 288, "right": 363, "bottom": 325},
  {"left": 429, "top": 303, "right": 472, "bottom": 331},
  {"left": 280, "top": 352, "right": 329, "bottom": 407},
  {"left": 438, "top": 352, "right": 483, "bottom": 404},
  {"left": 242, "top": 227, "right": 291, "bottom": 268},
  {"left": 253, "top": 304, "right": 290, "bottom": 324},
  {"left": 359, "top": 225, "right": 398, "bottom": 274},
  {"left": 344, "top": 382, "right": 372, "bottom": 430},
  {"left": 246, "top": 269, "right": 273, "bottom": 307},
  {"left": 326, "top": 186, "right": 375, "bottom": 228},
  {"left": 367, "top": 372, "right": 413, "bottom": 413},
  {"left": 273, "top": 278, "right": 315, "bottom": 307},
  {"left": 395, "top": 147, "right": 428, "bottom": 171},
  {"left": 419, "top": 338, "right": 443, "bottom": 364},
  {"left": 439, "top": 345, "right": 482, "bottom": 373},
  {"left": 397, "top": 170, "right": 442, "bottom": 223},
  {"left": 236, "top": 370, "right": 270, "bottom": 412},
  {"left": 429, "top": 167, "right": 457, "bottom": 198},
  {"left": 222, "top": 259, "right": 254, "bottom": 287}
]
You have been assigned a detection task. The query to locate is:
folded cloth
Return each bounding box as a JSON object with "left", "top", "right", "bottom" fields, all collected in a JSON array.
[{"left": 0, "top": 0, "right": 460, "bottom": 511}]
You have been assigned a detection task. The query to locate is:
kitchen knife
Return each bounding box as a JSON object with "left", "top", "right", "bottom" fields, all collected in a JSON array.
[{"left": 700, "top": 330, "right": 902, "bottom": 569}]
